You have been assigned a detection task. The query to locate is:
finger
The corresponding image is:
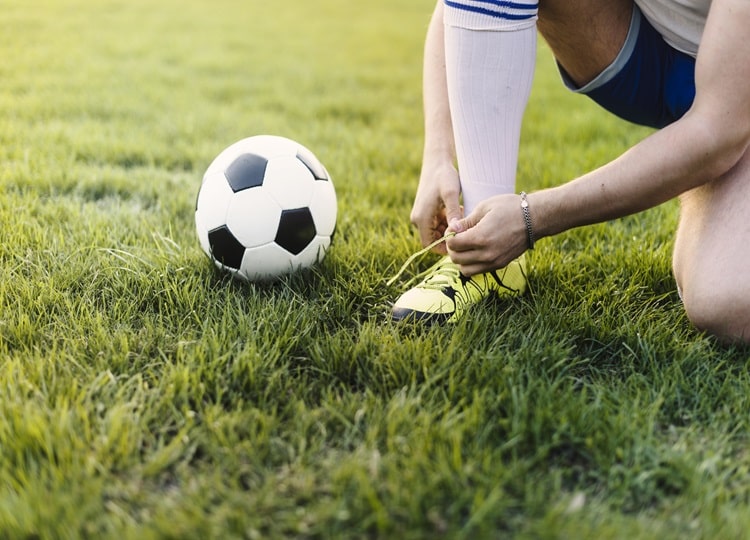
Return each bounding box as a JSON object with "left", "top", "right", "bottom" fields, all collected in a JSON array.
[
  {"left": 446, "top": 237, "right": 483, "bottom": 263},
  {"left": 416, "top": 217, "right": 449, "bottom": 252},
  {"left": 446, "top": 243, "right": 485, "bottom": 275},
  {"left": 417, "top": 225, "right": 437, "bottom": 249},
  {"left": 431, "top": 224, "right": 449, "bottom": 254},
  {"left": 447, "top": 202, "right": 486, "bottom": 235},
  {"left": 446, "top": 218, "right": 485, "bottom": 252},
  {"left": 441, "top": 189, "right": 462, "bottom": 227}
]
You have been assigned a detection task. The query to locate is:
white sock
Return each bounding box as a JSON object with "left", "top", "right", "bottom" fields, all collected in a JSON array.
[{"left": 443, "top": 5, "right": 537, "bottom": 214}]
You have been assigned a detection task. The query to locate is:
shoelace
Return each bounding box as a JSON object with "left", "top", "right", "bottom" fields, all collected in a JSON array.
[
  {"left": 414, "top": 258, "right": 461, "bottom": 290},
  {"left": 386, "top": 232, "right": 456, "bottom": 287}
]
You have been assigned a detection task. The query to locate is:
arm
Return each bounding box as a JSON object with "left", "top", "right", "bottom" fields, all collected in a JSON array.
[
  {"left": 447, "top": 0, "right": 750, "bottom": 274},
  {"left": 536, "top": 0, "right": 750, "bottom": 236},
  {"left": 410, "top": 1, "right": 462, "bottom": 252}
]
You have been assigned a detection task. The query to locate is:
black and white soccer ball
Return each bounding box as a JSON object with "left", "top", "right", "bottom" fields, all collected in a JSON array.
[{"left": 195, "top": 135, "right": 337, "bottom": 282}]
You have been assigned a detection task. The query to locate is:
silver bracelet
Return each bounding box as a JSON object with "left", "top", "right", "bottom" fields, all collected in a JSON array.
[{"left": 520, "top": 191, "right": 535, "bottom": 250}]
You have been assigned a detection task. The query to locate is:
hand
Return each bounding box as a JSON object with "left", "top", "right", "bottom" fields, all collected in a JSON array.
[
  {"left": 409, "top": 162, "right": 463, "bottom": 254},
  {"left": 445, "top": 193, "right": 528, "bottom": 275}
]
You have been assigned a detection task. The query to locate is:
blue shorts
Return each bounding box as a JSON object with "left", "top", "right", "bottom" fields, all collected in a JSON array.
[{"left": 559, "top": 6, "right": 696, "bottom": 129}]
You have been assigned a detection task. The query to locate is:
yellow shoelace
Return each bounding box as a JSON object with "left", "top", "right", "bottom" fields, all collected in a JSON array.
[{"left": 386, "top": 232, "right": 456, "bottom": 287}]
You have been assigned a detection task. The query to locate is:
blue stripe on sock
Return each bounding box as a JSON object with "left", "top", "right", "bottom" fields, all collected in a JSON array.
[
  {"left": 444, "top": 0, "right": 538, "bottom": 21},
  {"left": 462, "top": 0, "right": 538, "bottom": 10}
]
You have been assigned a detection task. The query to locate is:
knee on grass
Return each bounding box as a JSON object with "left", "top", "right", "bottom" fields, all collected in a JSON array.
[{"left": 680, "top": 282, "right": 750, "bottom": 344}]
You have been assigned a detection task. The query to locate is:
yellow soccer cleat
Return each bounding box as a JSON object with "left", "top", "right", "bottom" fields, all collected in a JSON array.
[{"left": 391, "top": 254, "right": 527, "bottom": 324}]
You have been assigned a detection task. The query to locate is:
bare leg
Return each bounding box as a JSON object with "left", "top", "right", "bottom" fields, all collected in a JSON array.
[
  {"left": 537, "top": 0, "right": 633, "bottom": 87},
  {"left": 673, "top": 148, "right": 750, "bottom": 342}
]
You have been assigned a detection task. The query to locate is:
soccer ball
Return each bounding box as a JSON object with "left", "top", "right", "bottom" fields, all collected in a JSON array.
[{"left": 195, "top": 135, "right": 337, "bottom": 282}]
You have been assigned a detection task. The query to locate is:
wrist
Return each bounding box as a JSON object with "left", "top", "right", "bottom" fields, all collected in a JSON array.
[
  {"left": 420, "top": 151, "right": 457, "bottom": 180},
  {"left": 422, "top": 149, "right": 455, "bottom": 170},
  {"left": 523, "top": 187, "right": 571, "bottom": 240},
  {"left": 423, "top": 134, "right": 456, "bottom": 164}
]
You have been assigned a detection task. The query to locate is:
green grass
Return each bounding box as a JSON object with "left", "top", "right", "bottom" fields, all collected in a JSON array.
[{"left": 1, "top": 0, "right": 749, "bottom": 538}]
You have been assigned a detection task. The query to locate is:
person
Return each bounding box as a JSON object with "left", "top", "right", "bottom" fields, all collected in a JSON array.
[{"left": 391, "top": 0, "right": 750, "bottom": 343}]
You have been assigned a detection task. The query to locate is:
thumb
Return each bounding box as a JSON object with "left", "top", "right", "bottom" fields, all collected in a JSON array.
[{"left": 448, "top": 205, "right": 483, "bottom": 234}]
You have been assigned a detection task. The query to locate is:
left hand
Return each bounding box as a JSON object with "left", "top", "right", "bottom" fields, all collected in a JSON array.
[{"left": 445, "top": 193, "right": 529, "bottom": 275}]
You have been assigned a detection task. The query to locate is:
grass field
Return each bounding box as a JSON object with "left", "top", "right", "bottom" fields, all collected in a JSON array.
[{"left": 2, "top": 0, "right": 750, "bottom": 538}]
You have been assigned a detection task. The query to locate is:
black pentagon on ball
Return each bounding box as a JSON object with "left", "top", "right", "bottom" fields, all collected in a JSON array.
[
  {"left": 208, "top": 226, "right": 245, "bottom": 269},
  {"left": 275, "top": 207, "right": 316, "bottom": 255},
  {"left": 225, "top": 153, "right": 268, "bottom": 192}
]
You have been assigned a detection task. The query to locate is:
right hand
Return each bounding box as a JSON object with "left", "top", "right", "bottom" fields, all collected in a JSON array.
[{"left": 409, "top": 161, "right": 463, "bottom": 254}]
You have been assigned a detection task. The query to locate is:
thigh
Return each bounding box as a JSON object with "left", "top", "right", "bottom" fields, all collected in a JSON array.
[
  {"left": 673, "top": 148, "right": 750, "bottom": 339},
  {"left": 538, "top": 0, "right": 634, "bottom": 86}
]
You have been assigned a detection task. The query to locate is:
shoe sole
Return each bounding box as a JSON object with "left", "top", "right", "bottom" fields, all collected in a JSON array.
[{"left": 391, "top": 306, "right": 452, "bottom": 325}]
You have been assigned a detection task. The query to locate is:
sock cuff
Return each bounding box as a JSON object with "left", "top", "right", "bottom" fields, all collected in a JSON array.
[{"left": 443, "top": 0, "right": 538, "bottom": 31}]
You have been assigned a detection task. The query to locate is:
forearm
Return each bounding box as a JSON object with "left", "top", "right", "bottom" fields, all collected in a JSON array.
[
  {"left": 533, "top": 0, "right": 750, "bottom": 240},
  {"left": 422, "top": 1, "right": 455, "bottom": 166},
  {"left": 531, "top": 111, "right": 749, "bottom": 239}
]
